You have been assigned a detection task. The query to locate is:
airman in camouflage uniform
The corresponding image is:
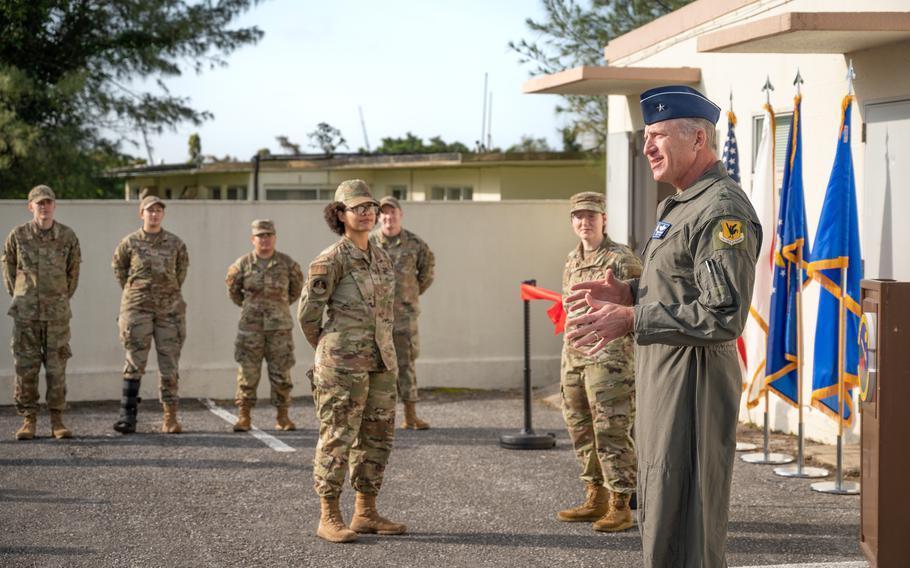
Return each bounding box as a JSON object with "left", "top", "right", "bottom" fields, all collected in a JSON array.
[
  {"left": 3, "top": 185, "right": 81, "bottom": 440},
  {"left": 558, "top": 191, "right": 641, "bottom": 532},
  {"left": 112, "top": 195, "right": 189, "bottom": 435},
  {"left": 225, "top": 219, "right": 303, "bottom": 432},
  {"left": 371, "top": 196, "right": 435, "bottom": 430},
  {"left": 298, "top": 179, "right": 406, "bottom": 543}
]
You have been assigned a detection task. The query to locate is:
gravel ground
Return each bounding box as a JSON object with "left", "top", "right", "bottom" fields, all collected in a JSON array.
[{"left": 1, "top": 390, "right": 866, "bottom": 568}]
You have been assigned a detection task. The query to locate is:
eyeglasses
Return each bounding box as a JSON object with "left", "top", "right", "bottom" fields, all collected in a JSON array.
[{"left": 348, "top": 204, "right": 378, "bottom": 216}]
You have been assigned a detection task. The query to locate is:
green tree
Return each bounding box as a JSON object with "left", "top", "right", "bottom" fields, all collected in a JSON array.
[
  {"left": 0, "top": 1, "right": 265, "bottom": 198},
  {"left": 369, "top": 132, "right": 470, "bottom": 155},
  {"left": 275, "top": 135, "right": 301, "bottom": 154},
  {"left": 506, "top": 135, "right": 552, "bottom": 153},
  {"left": 509, "top": 0, "right": 692, "bottom": 151},
  {"left": 188, "top": 133, "right": 201, "bottom": 164},
  {"left": 307, "top": 122, "right": 347, "bottom": 157}
]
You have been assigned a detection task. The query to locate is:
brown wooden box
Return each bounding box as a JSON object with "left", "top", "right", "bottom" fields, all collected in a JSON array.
[{"left": 859, "top": 279, "right": 910, "bottom": 567}]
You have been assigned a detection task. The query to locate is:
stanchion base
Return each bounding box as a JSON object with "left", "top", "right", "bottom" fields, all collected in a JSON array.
[
  {"left": 740, "top": 452, "right": 794, "bottom": 465},
  {"left": 500, "top": 431, "right": 556, "bottom": 450},
  {"left": 736, "top": 442, "right": 758, "bottom": 452},
  {"left": 810, "top": 480, "right": 860, "bottom": 495},
  {"left": 773, "top": 465, "right": 829, "bottom": 478}
]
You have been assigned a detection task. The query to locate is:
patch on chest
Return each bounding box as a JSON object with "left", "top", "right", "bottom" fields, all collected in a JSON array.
[
  {"left": 717, "top": 220, "right": 744, "bottom": 245},
  {"left": 652, "top": 221, "right": 672, "bottom": 239}
]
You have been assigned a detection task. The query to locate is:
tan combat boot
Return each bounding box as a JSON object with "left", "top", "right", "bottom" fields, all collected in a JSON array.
[
  {"left": 15, "top": 413, "right": 37, "bottom": 441},
  {"left": 592, "top": 491, "right": 635, "bottom": 532},
  {"left": 275, "top": 406, "right": 296, "bottom": 431},
  {"left": 233, "top": 403, "right": 251, "bottom": 432},
  {"left": 349, "top": 492, "right": 407, "bottom": 535},
  {"left": 317, "top": 496, "right": 358, "bottom": 543},
  {"left": 557, "top": 483, "right": 609, "bottom": 522},
  {"left": 161, "top": 402, "right": 182, "bottom": 434},
  {"left": 50, "top": 410, "right": 73, "bottom": 439},
  {"left": 400, "top": 401, "right": 429, "bottom": 430}
]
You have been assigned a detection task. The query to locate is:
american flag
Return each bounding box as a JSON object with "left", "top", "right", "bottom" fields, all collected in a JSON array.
[{"left": 722, "top": 110, "right": 740, "bottom": 183}]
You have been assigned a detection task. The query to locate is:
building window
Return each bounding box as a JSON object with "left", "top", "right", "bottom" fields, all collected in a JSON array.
[
  {"left": 430, "top": 186, "right": 473, "bottom": 201},
  {"left": 752, "top": 112, "right": 793, "bottom": 185},
  {"left": 209, "top": 186, "right": 222, "bottom": 200},
  {"left": 226, "top": 185, "right": 247, "bottom": 200},
  {"left": 266, "top": 187, "right": 332, "bottom": 201},
  {"left": 390, "top": 185, "right": 408, "bottom": 200},
  {"left": 164, "top": 188, "right": 173, "bottom": 199}
]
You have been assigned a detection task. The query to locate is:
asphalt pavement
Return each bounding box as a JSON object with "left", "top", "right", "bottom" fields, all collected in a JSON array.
[{"left": 1, "top": 390, "right": 867, "bottom": 568}]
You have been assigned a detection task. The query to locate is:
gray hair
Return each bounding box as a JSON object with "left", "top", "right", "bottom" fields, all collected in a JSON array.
[{"left": 675, "top": 117, "right": 717, "bottom": 151}]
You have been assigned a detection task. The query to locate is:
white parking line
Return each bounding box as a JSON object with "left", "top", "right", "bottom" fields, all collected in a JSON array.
[
  {"left": 199, "top": 398, "right": 295, "bottom": 453},
  {"left": 734, "top": 562, "right": 867, "bottom": 568}
]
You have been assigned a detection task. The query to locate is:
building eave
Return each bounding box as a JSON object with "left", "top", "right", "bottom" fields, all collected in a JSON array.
[
  {"left": 697, "top": 11, "right": 910, "bottom": 54},
  {"left": 523, "top": 65, "right": 701, "bottom": 96}
]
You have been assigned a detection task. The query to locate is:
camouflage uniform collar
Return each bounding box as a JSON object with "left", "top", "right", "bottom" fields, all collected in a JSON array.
[
  {"left": 377, "top": 228, "right": 407, "bottom": 246},
  {"left": 250, "top": 251, "right": 277, "bottom": 268},
  {"left": 140, "top": 228, "right": 167, "bottom": 241},
  {"left": 670, "top": 161, "right": 726, "bottom": 203},
  {"left": 342, "top": 236, "right": 373, "bottom": 260},
  {"left": 571, "top": 233, "right": 614, "bottom": 260},
  {"left": 29, "top": 220, "right": 59, "bottom": 239}
]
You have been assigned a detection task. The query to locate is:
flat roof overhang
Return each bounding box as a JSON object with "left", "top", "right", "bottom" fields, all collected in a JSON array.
[
  {"left": 698, "top": 12, "right": 910, "bottom": 54},
  {"left": 522, "top": 66, "right": 701, "bottom": 96}
]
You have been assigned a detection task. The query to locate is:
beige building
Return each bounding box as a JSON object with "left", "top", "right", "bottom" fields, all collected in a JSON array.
[
  {"left": 525, "top": 0, "right": 910, "bottom": 443},
  {"left": 113, "top": 152, "right": 604, "bottom": 202}
]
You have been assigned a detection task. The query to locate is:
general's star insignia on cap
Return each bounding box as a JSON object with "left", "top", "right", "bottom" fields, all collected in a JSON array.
[{"left": 657, "top": 103, "right": 666, "bottom": 112}]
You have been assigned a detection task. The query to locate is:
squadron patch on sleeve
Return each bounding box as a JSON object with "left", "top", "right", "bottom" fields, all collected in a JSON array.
[
  {"left": 310, "top": 277, "right": 328, "bottom": 296},
  {"left": 717, "top": 220, "right": 744, "bottom": 245}
]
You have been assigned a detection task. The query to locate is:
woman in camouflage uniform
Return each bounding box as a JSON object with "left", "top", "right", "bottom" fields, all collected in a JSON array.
[
  {"left": 298, "top": 180, "right": 405, "bottom": 543},
  {"left": 112, "top": 195, "right": 189, "bottom": 435},
  {"left": 557, "top": 192, "right": 642, "bottom": 533}
]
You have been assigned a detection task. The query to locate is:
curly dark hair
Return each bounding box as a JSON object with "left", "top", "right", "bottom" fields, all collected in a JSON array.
[{"left": 324, "top": 202, "right": 346, "bottom": 235}]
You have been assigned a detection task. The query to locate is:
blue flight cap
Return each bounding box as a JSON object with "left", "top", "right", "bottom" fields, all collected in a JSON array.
[{"left": 640, "top": 85, "right": 721, "bottom": 126}]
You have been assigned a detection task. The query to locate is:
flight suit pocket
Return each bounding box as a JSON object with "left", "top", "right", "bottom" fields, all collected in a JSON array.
[{"left": 695, "top": 256, "right": 734, "bottom": 309}]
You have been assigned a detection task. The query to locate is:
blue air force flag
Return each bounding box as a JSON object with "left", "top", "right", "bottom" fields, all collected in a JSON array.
[
  {"left": 765, "top": 94, "right": 809, "bottom": 407},
  {"left": 808, "top": 95, "right": 863, "bottom": 426}
]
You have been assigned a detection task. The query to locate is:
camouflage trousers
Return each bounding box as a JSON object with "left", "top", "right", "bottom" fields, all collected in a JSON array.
[
  {"left": 11, "top": 319, "right": 72, "bottom": 415},
  {"left": 561, "top": 361, "right": 636, "bottom": 494},
  {"left": 234, "top": 329, "right": 295, "bottom": 407},
  {"left": 311, "top": 365, "right": 397, "bottom": 498},
  {"left": 119, "top": 310, "right": 185, "bottom": 404},
  {"left": 393, "top": 323, "right": 420, "bottom": 402}
]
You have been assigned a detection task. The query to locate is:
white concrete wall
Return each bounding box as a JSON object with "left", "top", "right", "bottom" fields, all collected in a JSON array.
[
  {"left": 603, "top": 0, "right": 910, "bottom": 444},
  {"left": 0, "top": 200, "right": 579, "bottom": 405}
]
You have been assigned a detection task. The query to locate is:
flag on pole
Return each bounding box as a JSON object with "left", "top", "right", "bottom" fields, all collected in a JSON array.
[
  {"left": 808, "top": 95, "right": 862, "bottom": 425},
  {"left": 723, "top": 109, "right": 747, "bottom": 379},
  {"left": 744, "top": 104, "right": 777, "bottom": 407},
  {"left": 519, "top": 283, "right": 566, "bottom": 334},
  {"left": 765, "top": 94, "right": 809, "bottom": 407},
  {"left": 722, "top": 110, "right": 741, "bottom": 182}
]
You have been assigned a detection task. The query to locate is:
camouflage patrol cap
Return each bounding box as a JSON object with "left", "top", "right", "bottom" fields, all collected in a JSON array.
[
  {"left": 28, "top": 185, "right": 56, "bottom": 203},
  {"left": 570, "top": 192, "right": 605, "bottom": 214},
  {"left": 140, "top": 195, "right": 166, "bottom": 211},
  {"left": 334, "top": 179, "right": 378, "bottom": 208},
  {"left": 251, "top": 219, "right": 275, "bottom": 235},
  {"left": 379, "top": 196, "right": 401, "bottom": 210}
]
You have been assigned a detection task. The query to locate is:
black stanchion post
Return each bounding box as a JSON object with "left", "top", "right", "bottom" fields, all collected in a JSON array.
[{"left": 500, "top": 279, "right": 556, "bottom": 450}]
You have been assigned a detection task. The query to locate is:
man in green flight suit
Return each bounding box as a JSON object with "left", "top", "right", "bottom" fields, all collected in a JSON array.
[{"left": 566, "top": 85, "right": 761, "bottom": 567}]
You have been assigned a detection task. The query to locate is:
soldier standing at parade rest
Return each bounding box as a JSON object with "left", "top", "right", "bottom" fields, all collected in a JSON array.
[
  {"left": 298, "top": 179, "right": 406, "bottom": 543},
  {"left": 112, "top": 195, "right": 189, "bottom": 435},
  {"left": 370, "top": 196, "right": 435, "bottom": 430},
  {"left": 565, "top": 85, "right": 761, "bottom": 567},
  {"left": 225, "top": 219, "right": 303, "bottom": 432},
  {"left": 3, "top": 185, "right": 81, "bottom": 440},
  {"left": 557, "top": 191, "right": 641, "bottom": 532}
]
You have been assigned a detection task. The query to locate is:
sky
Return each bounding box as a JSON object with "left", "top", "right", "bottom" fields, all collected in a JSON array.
[{"left": 141, "top": 0, "right": 567, "bottom": 164}]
